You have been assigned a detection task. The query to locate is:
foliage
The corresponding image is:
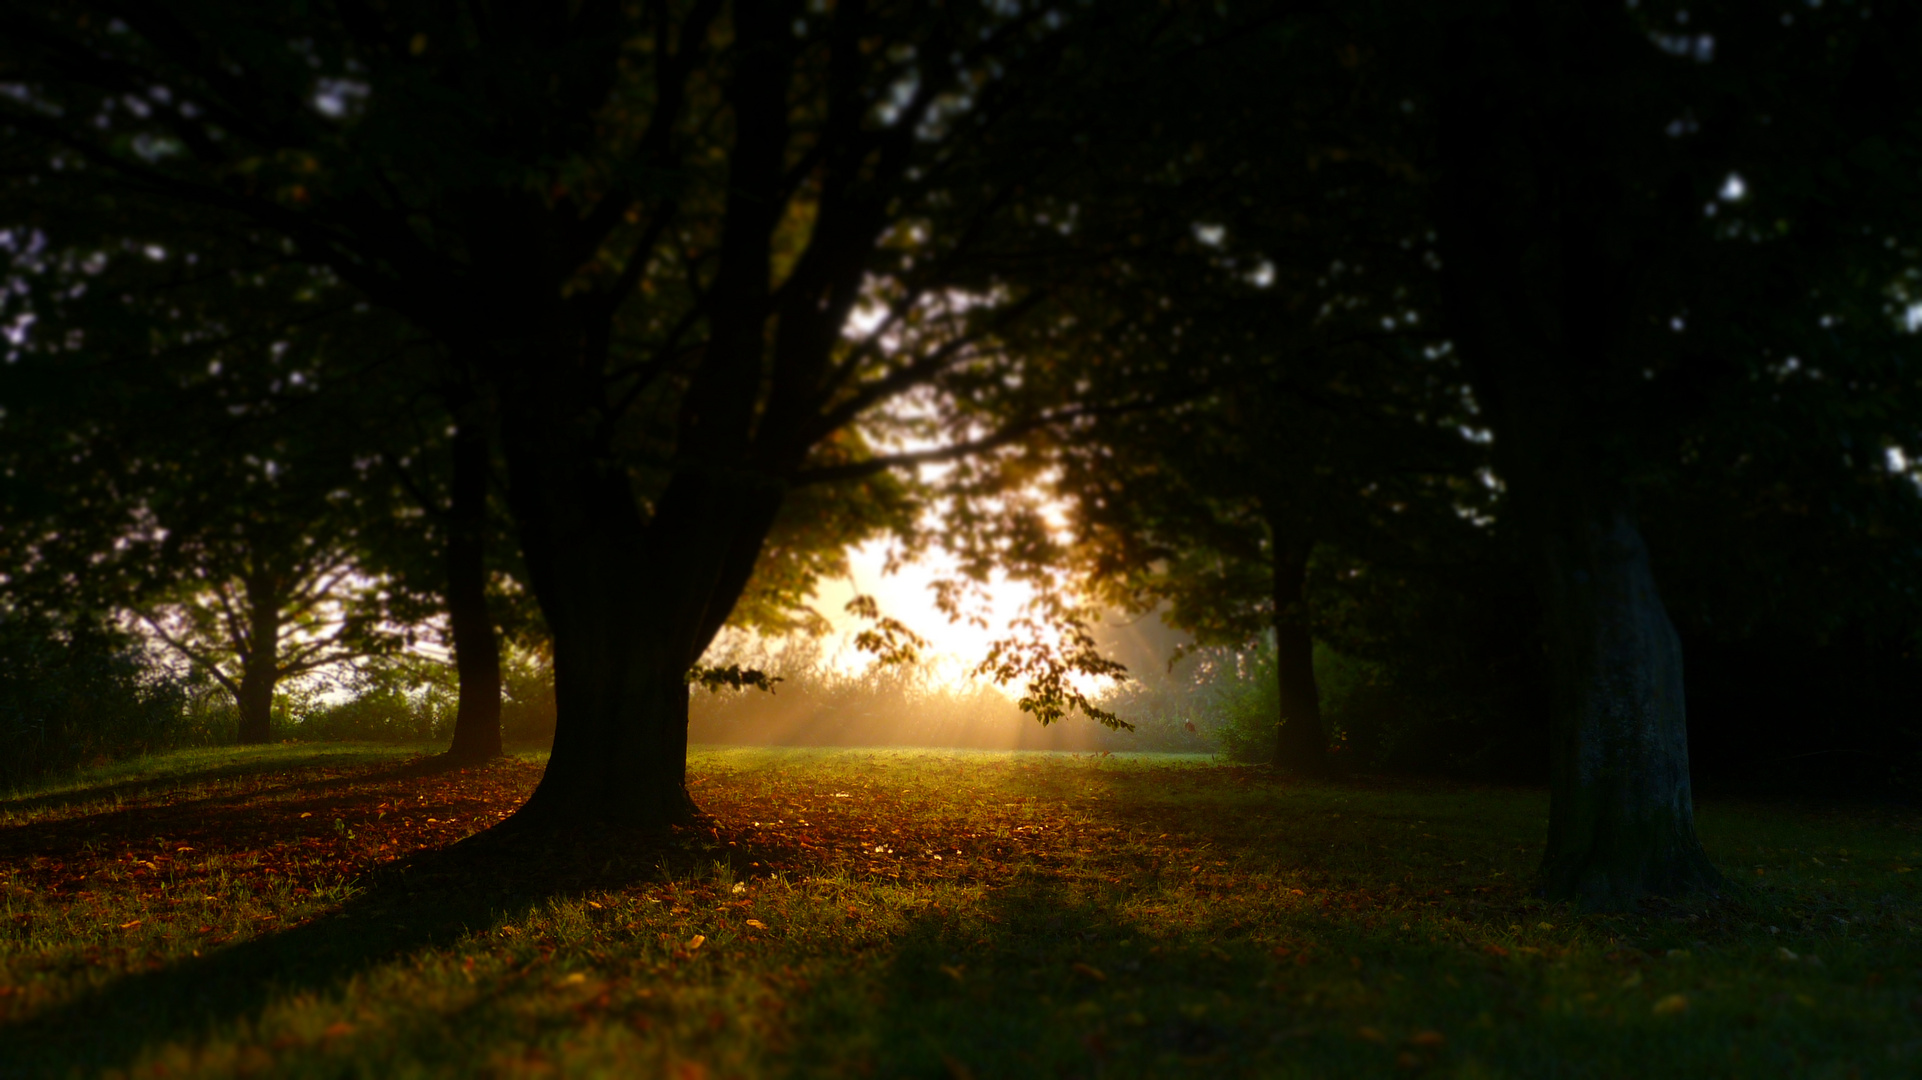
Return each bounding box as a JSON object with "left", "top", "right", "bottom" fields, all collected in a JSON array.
[
  {"left": 498, "top": 645, "right": 559, "bottom": 751},
  {"left": 0, "top": 613, "right": 192, "bottom": 789},
  {"left": 290, "top": 656, "right": 458, "bottom": 745},
  {"left": 2, "top": 745, "right": 1916, "bottom": 1076},
  {"left": 689, "top": 634, "right": 1176, "bottom": 753}
]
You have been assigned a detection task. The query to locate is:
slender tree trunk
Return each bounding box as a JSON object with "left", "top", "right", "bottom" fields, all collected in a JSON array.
[
  {"left": 443, "top": 413, "right": 503, "bottom": 763},
  {"left": 234, "top": 570, "right": 281, "bottom": 745},
  {"left": 1270, "top": 540, "right": 1325, "bottom": 775}
]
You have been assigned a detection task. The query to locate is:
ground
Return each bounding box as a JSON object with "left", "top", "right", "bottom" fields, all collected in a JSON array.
[{"left": 0, "top": 744, "right": 1917, "bottom": 1078}]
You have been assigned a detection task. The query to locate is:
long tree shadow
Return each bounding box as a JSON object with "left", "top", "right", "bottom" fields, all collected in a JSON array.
[
  {"left": 781, "top": 877, "right": 1314, "bottom": 1078},
  {"left": 0, "top": 756, "right": 489, "bottom": 874},
  {"left": 0, "top": 749, "right": 446, "bottom": 819},
  {"left": 0, "top": 800, "right": 788, "bottom": 1080}
]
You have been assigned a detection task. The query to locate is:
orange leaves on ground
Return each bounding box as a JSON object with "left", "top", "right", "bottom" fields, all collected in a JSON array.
[{"left": 0, "top": 758, "right": 544, "bottom": 917}]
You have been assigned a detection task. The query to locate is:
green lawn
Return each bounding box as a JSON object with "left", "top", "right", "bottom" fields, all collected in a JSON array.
[{"left": 1, "top": 744, "right": 1916, "bottom": 1077}]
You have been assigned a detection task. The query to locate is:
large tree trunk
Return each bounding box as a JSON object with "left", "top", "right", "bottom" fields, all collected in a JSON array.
[
  {"left": 481, "top": 317, "right": 788, "bottom": 827},
  {"left": 442, "top": 413, "right": 503, "bottom": 763},
  {"left": 501, "top": 458, "right": 782, "bottom": 827},
  {"left": 1534, "top": 494, "right": 1717, "bottom": 905},
  {"left": 234, "top": 569, "right": 281, "bottom": 745},
  {"left": 1269, "top": 540, "right": 1326, "bottom": 775},
  {"left": 1435, "top": 5, "right": 1720, "bottom": 907}
]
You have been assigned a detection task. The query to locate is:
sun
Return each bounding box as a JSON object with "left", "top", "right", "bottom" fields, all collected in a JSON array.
[{"left": 808, "top": 540, "right": 1042, "bottom": 692}]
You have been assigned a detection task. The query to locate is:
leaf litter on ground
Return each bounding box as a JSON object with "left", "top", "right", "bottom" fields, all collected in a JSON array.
[{"left": 0, "top": 744, "right": 1917, "bottom": 1078}]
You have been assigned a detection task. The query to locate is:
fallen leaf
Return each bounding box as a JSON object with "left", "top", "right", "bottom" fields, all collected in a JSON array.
[
  {"left": 585, "top": 900, "right": 603, "bottom": 910},
  {"left": 745, "top": 919, "right": 768, "bottom": 930},
  {"left": 299, "top": 812, "right": 312, "bottom": 819},
  {"left": 939, "top": 964, "right": 965, "bottom": 982},
  {"left": 118, "top": 920, "right": 142, "bottom": 930},
  {"left": 731, "top": 882, "right": 747, "bottom": 894},
  {"left": 1072, "top": 962, "right": 1106, "bottom": 981},
  {"left": 686, "top": 934, "right": 706, "bottom": 950},
  {"left": 1652, "top": 993, "right": 1689, "bottom": 1016},
  {"left": 1778, "top": 947, "right": 1799, "bottom": 961}
]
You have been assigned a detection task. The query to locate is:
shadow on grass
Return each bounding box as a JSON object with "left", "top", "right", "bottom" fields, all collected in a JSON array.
[
  {"left": 0, "top": 819, "right": 720, "bottom": 1079},
  {"left": 0, "top": 746, "right": 438, "bottom": 818},
  {"left": 0, "top": 756, "right": 488, "bottom": 871},
  {"left": 776, "top": 876, "right": 1337, "bottom": 1079}
]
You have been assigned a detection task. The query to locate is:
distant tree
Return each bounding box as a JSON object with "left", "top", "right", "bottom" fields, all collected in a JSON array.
[
  {"left": 940, "top": 6, "right": 1488, "bottom": 774},
  {"left": 0, "top": 195, "right": 409, "bottom": 744},
  {"left": 135, "top": 504, "right": 390, "bottom": 743}
]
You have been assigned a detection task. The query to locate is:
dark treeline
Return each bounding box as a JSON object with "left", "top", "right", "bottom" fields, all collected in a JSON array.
[{"left": 3, "top": 0, "right": 1920, "bottom": 908}]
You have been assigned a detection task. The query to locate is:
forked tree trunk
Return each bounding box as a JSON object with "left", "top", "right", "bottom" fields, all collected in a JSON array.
[
  {"left": 443, "top": 414, "right": 503, "bottom": 763},
  {"left": 1270, "top": 540, "right": 1326, "bottom": 775},
  {"left": 234, "top": 570, "right": 281, "bottom": 745},
  {"left": 487, "top": 345, "right": 787, "bottom": 828},
  {"left": 506, "top": 476, "right": 780, "bottom": 827},
  {"left": 1534, "top": 496, "right": 1718, "bottom": 906}
]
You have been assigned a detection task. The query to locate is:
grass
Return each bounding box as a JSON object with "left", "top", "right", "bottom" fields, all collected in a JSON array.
[{"left": 1, "top": 744, "right": 1918, "bottom": 1078}]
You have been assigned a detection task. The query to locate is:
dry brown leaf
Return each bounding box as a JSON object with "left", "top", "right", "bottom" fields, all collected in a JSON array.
[{"left": 1652, "top": 993, "right": 1689, "bottom": 1016}]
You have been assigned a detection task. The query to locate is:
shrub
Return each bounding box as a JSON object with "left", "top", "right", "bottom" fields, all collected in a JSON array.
[
  {"left": 291, "top": 656, "right": 456, "bottom": 743},
  {"left": 500, "top": 645, "right": 557, "bottom": 748},
  {"left": 0, "top": 612, "right": 188, "bottom": 788}
]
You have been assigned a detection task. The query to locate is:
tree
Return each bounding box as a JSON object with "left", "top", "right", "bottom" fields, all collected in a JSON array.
[
  {"left": 0, "top": 1, "right": 1169, "bottom": 826},
  {"left": 136, "top": 504, "right": 388, "bottom": 743},
  {"left": 945, "top": 5, "right": 1485, "bottom": 774},
  {"left": 1416, "top": 0, "right": 1922, "bottom": 904}
]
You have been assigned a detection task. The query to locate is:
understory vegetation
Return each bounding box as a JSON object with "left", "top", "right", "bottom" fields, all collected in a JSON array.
[{"left": 2, "top": 746, "right": 1915, "bottom": 1078}]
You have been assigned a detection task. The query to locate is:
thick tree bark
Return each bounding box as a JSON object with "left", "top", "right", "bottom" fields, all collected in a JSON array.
[
  {"left": 1435, "top": 5, "right": 1720, "bottom": 907},
  {"left": 499, "top": 448, "right": 783, "bottom": 827},
  {"left": 442, "top": 414, "right": 503, "bottom": 763},
  {"left": 1534, "top": 495, "right": 1716, "bottom": 905},
  {"left": 234, "top": 569, "right": 281, "bottom": 745},
  {"left": 1270, "top": 540, "right": 1326, "bottom": 775},
  {"left": 491, "top": 5, "right": 803, "bottom": 829}
]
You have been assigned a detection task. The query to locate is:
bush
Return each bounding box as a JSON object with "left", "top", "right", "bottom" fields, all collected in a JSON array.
[
  {"left": 0, "top": 612, "right": 189, "bottom": 788},
  {"left": 1209, "top": 644, "right": 1281, "bottom": 764},
  {"left": 291, "top": 656, "right": 456, "bottom": 743},
  {"left": 1202, "top": 640, "right": 1398, "bottom": 767},
  {"left": 500, "top": 645, "right": 557, "bottom": 748}
]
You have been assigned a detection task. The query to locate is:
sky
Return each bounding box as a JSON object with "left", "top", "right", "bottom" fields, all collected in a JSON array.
[{"left": 799, "top": 539, "right": 1042, "bottom": 691}]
